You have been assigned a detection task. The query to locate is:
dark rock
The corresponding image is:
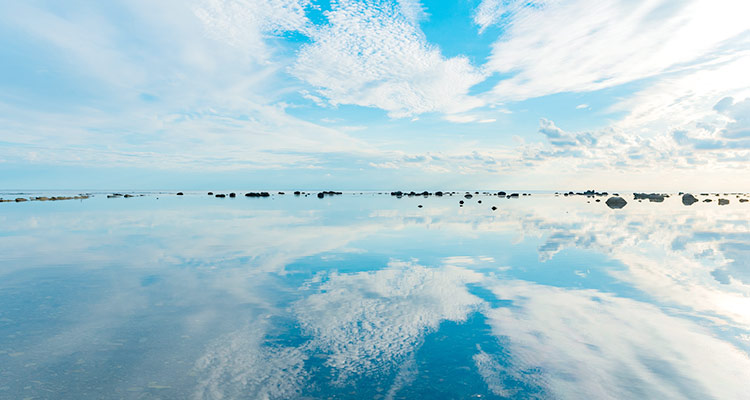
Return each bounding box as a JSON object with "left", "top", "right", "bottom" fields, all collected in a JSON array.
[
  {"left": 208, "top": 192, "right": 213, "bottom": 195},
  {"left": 229, "top": 193, "right": 236, "bottom": 198},
  {"left": 477, "top": 200, "right": 482, "bottom": 204},
  {"left": 15, "top": 198, "right": 28, "bottom": 202},
  {"left": 294, "top": 191, "right": 301, "bottom": 195},
  {"left": 418, "top": 205, "right": 423, "bottom": 208},
  {"left": 435, "top": 191, "right": 443, "bottom": 196},
  {"left": 595, "top": 199, "right": 601, "bottom": 202},
  {"left": 464, "top": 194, "right": 473, "bottom": 199},
  {"left": 718, "top": 199, "right": 729, "bottom": 205},
  {"left": 634, "top": 193, "right": 665, "bottom": 202},
  {"left": 124, "top": 194, "right": 134, "bottom": 198},
  {"left": 459, "top": 200, "right": 464, "bottom": 204},
  {"left": 497, "top": 191, "right": 506, "bottom": 196},
  {"left": 508, "top": 193, "right": 519, "bottom": 198},
  {"left": 681, "top": 193, "right": 699, "bottom": 206},
  {"left": 704, "top": 199, "right": 712, "bottom": 202},
  {"left": 491, "top": 206, "right": 497, "bottom": 210},
  {"left": 605, "top": 196, "right": 627, "bottom": 209},
  {"left": 740, "top": 199, "right": 748, "bottom": 203},
  {"left": 215, "top": 194, "right": 226, "bottom": 198},
  {"left": 278, "top": 192, "right": 285, "bottom": 195},
  {"left": 317, "top": 192, "right": 325, "bottom": 198},
  {"left": 176, "top": 192, "right": 184, "bottom": 196}
]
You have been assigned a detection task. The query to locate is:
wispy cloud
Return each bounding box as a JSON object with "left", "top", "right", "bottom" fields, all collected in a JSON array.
[{"left": 478, "top": 0, "right": 750, "bottom": 101}]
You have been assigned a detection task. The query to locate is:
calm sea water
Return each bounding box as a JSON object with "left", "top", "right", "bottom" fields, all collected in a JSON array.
[{"left": 1, "top": 191, "right": 749, "bottom": 399}]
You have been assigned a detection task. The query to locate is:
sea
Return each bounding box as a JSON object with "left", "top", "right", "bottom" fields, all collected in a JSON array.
[{"left": 1, "top": 190, "right": 749, "bottom": 399}]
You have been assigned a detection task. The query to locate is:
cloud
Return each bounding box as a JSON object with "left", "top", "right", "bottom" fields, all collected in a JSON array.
[
  {"left": 482, "top": 281, "right": 750, "bottom": 399},
  {"left": 292, "top": 0, "right": 486, "bottom": 118},
  {"left": 293, "top": 261, "right": 484, "bottom": 382},
  {"left": 538, "top": 118, "right": 597, "bottom": 147},
  {"left": 193, "top": 322, "right": 308, "bottom": 400},
  {"left": 478, "top": 0, "right": 750, "bottom": 101}
]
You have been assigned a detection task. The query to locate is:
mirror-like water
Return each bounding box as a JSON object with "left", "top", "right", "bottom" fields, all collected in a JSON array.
[{"left": 1, "top": 192, "right": 749, "bottom": 399}]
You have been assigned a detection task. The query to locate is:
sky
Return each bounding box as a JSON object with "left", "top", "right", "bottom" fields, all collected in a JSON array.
[{"left": 0, "top": 0, "right": 749, "bottom": 191}]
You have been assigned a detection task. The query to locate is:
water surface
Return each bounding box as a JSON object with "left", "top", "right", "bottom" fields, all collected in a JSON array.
[{"left": 1, "top": 191, "right": 749, "bottom": 399}]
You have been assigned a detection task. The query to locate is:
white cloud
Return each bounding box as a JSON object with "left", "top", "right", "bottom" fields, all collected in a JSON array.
[
  {"left": 294, "top": 261, "right": 484, "bottom": 382},
  {"left": 482, "top": 281, "right": 750, "bottom": 399},
  {"left": 292, "top": 0, "right": 486, "bottom": 118},
  {"left": 193, "top": 323, "right": 308, "bottom": 400},
  {"left": 478, "top": 0, "right": 750, "bottom": 101}
]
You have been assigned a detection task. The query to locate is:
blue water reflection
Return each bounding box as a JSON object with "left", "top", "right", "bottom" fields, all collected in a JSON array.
[{"left": 1, "top": 192, "right": 749, "bottom": 399}]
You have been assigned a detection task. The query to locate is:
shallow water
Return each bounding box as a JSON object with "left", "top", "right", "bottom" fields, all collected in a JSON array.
[{"left": 1, "top": 191, "right": 749, "bottom": 399}]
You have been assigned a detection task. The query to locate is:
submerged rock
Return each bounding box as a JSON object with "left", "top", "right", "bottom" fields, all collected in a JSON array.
[
  {"left": 605, "top": 196, "right": 627, "bottom": 209},
  {"left": 681, "top": 193, "right": 699, "bottom": 206}
]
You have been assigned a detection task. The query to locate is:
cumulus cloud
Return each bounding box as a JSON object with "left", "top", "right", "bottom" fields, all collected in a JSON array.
[
  {"left": 292, "top": 0, "right": 486, "bottom": 118},
  {"left": 538, "top": 118, "right": 596, "bottom": 147}
]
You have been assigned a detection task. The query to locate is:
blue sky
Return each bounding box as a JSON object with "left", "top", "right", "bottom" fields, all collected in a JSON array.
[{"left": 1, "top": 0, "right": 749, "bottom": 190}]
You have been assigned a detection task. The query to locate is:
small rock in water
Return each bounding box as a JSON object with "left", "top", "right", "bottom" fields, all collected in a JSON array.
[
  {"left": 418, "top": 205, "right": 423, "bottom": 208},
  {"left": 681, "top": 193, "right": 699, "bottom": 206},
  {"left": 317, "top": 192, "right": 325, "bottom": 198},
  {"left": 718, "top": 198, "right": 729, "bottom": 205},
  {"left": 176, "top": 192, "right": 184, "bottom": 196},
  {"left": 703, "top": 199, "right": 712, "bottom": 202},
  {"left": 740, "top": 198, "right": 748, "bottom": 203},
  {"left": 207, "top": 192, "right": 213, "bottom": 195},
  {"left": 605, "top": 196, "right": 627, "bottom": 209},
  {"left": 634, "top": 193, "right": 665, "bottom": 202},
  {"left": 459, "top": 200, "right": 464, "bottom": 205},
  {"left": 491, "top": 206, "right": 497, "bottom": 211},
  {"left": 215, "top": 194, "right": 226, "bottom": 198},
  {"left": 477, "top": 200, "right": 482, "bottom": 204},
  {"left": 229, "top": 193, "right": 236, "bottom": 198}
]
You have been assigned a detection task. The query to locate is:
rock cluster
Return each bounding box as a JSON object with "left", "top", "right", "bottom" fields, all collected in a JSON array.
[
  {"left": 317, "top": 191, "right": 343, "bottom": 198},
  {"left": 245, "top": 192, "right": 270, "bottom": 197},
  {"left": 634, "top": 193, "right": 667, "bottom": 202}
]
